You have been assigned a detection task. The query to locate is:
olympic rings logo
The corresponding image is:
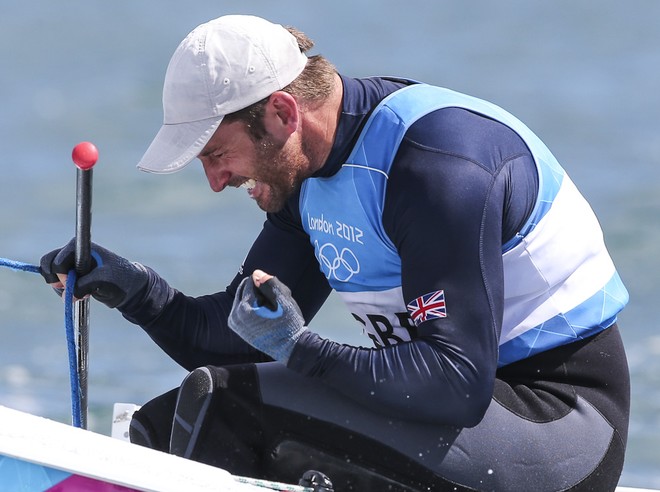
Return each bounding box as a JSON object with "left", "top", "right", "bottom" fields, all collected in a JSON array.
[{"left": 315, "top": 242, "right": 360, "bottom": 282}]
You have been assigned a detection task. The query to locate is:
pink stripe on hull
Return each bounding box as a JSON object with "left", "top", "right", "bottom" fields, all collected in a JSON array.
[{"left": 48, "top": 474, "right": 139, "bottom": 491}]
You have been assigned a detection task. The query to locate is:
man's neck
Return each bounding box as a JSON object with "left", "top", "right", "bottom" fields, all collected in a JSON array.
[{"left": 300, "top": 73, "right": 344, "bottom": 174}]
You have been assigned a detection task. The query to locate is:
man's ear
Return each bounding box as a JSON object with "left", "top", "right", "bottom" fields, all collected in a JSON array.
[{"left": 263, "top": 91, "right": 299, "bottom": 140}]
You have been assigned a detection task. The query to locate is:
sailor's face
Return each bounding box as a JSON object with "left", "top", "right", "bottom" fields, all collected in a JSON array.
[{"left": 198, "top": 120, "right": 308, "bottom": 212}]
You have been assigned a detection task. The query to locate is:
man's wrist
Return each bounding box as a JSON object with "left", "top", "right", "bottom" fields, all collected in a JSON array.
[{"left": 119, "top": 265, "right": 175, "bottom": 322}]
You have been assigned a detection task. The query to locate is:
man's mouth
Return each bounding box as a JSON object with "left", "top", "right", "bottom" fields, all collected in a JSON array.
[{"left": 240, "top": 178, "right": 257, "bottom": 191}]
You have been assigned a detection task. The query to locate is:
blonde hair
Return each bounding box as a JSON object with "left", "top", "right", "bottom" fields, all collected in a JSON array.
[{"left": 282, "top": 26, "right": 336, "bottom": 101}]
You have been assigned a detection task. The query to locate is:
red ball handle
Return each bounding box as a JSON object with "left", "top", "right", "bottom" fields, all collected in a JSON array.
[{"left": 72, "top": 142, "right": 99, "bottom": 170}]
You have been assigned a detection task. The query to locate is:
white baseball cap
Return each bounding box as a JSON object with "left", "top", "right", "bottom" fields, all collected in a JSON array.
[{"left": 137, "top": 15, "right": 308, "bottom": 174}]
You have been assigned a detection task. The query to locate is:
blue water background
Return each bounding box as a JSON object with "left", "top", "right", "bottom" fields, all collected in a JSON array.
[{"left": 1, "top": 1, "right": 658, "bottom": 487}]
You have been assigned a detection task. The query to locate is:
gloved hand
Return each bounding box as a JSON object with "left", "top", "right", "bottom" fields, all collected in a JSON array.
[
  {"left": 40, "top": 238, "right": 149, "bottom": 309},
  {"left": 228, "top": 270, "right": 307, "bottom": 364}
]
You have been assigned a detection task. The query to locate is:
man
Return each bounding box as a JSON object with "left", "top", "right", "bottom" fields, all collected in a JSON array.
[{"left": 41, "top": 14, "right": 630, "bottom": 491}]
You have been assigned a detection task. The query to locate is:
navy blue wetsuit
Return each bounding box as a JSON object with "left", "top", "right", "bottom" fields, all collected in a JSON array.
[{"left": 126, "top": 77, "right": 630, "bottom": 491}]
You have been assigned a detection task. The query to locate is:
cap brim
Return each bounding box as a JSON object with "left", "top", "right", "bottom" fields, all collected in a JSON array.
[{"left": 137, "top": 116, "right": 223, "bottom": 174}]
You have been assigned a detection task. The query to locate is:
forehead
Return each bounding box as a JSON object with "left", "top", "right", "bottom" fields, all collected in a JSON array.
[{"left": 199, "top": 119, "right": 250, "bottom": 157}]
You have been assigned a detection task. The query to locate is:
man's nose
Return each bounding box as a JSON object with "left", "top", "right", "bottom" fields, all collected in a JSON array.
[{"left": 201, "top": 160, "right": 232, "bottom": 192}]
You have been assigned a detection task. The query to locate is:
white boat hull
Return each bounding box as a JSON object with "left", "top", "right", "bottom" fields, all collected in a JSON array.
[
  {"left": 0, "top": 404, "right": 655, "bottom": 491},
  {"left": 0, "top": 405, "right": 263, "bottom": 491}
]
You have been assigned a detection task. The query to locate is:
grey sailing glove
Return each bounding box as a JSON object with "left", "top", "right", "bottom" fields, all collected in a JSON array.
[
  {"left": 40, "top": 238, "right": 149, "bottom": 309},
  {"left": 228, "top": 273, "right": 307, "bottom": 364}
]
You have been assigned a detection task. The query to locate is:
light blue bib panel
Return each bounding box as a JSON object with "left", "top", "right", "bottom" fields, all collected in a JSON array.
[{"left": 300, "top": 84, "right": 628, "bottom": 366}]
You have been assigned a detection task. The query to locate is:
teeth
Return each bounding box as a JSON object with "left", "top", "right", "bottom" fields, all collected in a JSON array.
[{"left": 241, "top": 179, "right": 256, "bottom": 190}]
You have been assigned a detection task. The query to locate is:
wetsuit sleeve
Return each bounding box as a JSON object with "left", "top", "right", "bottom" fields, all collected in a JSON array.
[
  {"left": 288, "top": 108, "right": 537, "bottom": 426},
  {"left": 121, "top": 204, "right": 332, "bottom": 372}
]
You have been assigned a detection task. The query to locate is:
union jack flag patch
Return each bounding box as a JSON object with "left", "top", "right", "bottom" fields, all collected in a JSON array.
[{"left": 406, "top": 290, "right": 447, "bottom": 325}]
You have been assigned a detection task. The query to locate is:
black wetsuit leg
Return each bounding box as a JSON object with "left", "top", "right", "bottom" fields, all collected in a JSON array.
[{"left": 130, "top": 325, "right": 629, "bottom": 491}]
